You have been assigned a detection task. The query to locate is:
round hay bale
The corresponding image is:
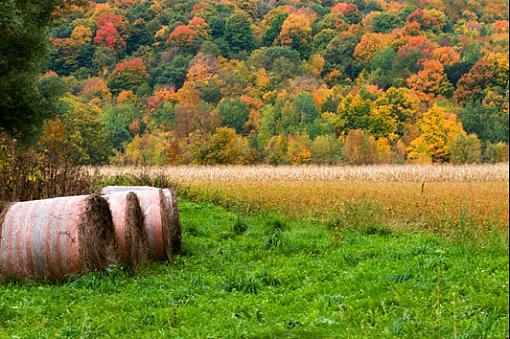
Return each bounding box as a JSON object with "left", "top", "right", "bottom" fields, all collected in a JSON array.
[
  {"left": 102, "top": 186, "right": 181, "bottom": 254},
  {"left": 101, "top": 186, "right": 174, "bottom": 262},
  {"left": 104, "top": 192, "right": 149, "bottom": 272},
  {"left": 133, "top": 189, "right": 171, "bottom": 262},
  {"left": 162, "top": 188, "right": 181, "bottom": 255},
  {"left": 0, "top": 194, "right": 118, "bottom": 282}
]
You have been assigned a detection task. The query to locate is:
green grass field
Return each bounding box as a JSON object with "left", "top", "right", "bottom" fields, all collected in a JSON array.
[{"left": 0, "top": 200, "right": 508, "bottom": 338}]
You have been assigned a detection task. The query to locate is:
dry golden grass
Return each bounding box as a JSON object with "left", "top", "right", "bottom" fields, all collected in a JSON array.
[
  {"left": 97, "top": 164, "right": 509, "bottom": 236},
  {"left": 182, "top": 181, "right": 508, "bottom": 232}
]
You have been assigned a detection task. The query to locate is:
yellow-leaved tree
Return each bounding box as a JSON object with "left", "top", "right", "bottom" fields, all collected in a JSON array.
[{"left": 407, "top": 105, "right": 464, "bottom": 163}]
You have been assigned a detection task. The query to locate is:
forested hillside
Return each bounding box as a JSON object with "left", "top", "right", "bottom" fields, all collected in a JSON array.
[{"left": 3, "top": 0, "right": 510, "bottom": 165}]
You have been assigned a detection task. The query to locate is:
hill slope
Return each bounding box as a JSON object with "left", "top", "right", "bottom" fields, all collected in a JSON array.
[{"left": 43, "top": 0, "right": 509, "bottom": 165}]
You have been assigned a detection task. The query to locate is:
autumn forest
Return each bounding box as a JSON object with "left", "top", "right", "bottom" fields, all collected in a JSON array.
[{"left": 1, "top": 0, "right": 509, "bottom": 166}]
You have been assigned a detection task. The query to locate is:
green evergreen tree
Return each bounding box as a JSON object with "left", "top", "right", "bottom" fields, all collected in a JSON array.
[
  {"left": 0, "top": 0, "right": 79, "bottom": 140},
  {"left": 224, "top": 12, "right": 255, "bottom": 55}
]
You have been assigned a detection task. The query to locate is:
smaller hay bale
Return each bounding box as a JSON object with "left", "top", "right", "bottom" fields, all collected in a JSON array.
[
  {"left": 0, "top": 194, "right": 118, "bottom": 282},
  {"left": 104, "top": 192, "right": 149, "bottom": 271},
  {"left": 101, "top": 186, "right": 174, "bottom": 262},
  {"left": 101, "top": 186, "right": 181, "bottom": 254}
]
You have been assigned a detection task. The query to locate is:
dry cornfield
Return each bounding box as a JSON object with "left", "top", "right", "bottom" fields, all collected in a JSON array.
[{"left": 95, "top": 163, "right": 509, "bottom": 183}]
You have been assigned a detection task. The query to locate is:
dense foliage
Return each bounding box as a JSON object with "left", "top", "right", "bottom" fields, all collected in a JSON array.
[{"left": 2, "top": 0, "right": 509, "bottom": 164}]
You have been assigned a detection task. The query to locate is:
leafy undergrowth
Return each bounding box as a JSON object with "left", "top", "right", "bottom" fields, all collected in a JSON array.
[{"left": 0, "top": 201, "right": 508, "bottom": 338}]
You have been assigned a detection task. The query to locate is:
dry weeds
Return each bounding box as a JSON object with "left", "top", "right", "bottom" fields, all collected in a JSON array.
[{"left": 182, "top": 181, "right": 509, "bottom": 232}]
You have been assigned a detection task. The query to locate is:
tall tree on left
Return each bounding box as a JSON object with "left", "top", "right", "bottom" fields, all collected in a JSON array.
[{"left": 0, "top": 0, "right": 81, "bottom": 141}]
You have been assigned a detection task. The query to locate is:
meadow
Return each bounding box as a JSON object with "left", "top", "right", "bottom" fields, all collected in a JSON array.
[
  {"left": 1, "top": 164, "right": 509, "bottom": 338},
  {"left": 98, "top": 164, "right": 509, "bottom": 239},
  {"left": 0, "top": 201, "right": 508, "bottom": 338}
]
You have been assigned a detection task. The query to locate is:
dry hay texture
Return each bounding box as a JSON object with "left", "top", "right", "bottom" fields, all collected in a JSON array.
[
  {"left": 101, "top": 186, "right": 181, "bottom": 262},
  {"left": 104, "top": 192, "right": 149, "bottom": 272},
  {"left": 0, "top": 194, "right": 118, "bottom": 282},
  {"left": 184, "top": 181, "right": 509, "bottom": 234},
  {"left": 163, "top": 187, "right": 181, "bottom": 254}
]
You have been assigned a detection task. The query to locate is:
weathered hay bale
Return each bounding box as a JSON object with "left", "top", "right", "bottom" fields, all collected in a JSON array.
[
  {"left": 101, "top": 186, "right": 177, "bottom": 262},
  {"left": 104, "top": 192, "right": 149, "bottom": 271},
  {"left": 137, "top": 189, "right": 171, "bottom": 262},
  {"left": 162, "top": 188, "right": 181, "bottom": 255},
  {"left": 0, "top": 194, "right": 118, "bottom": 282}
]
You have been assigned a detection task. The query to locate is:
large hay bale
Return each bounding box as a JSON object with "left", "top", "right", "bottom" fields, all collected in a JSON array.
[
  {"left": 104, "top": 192, "right": 149, "bottom": 271},
  {"left": 0, "top": 194, "right": 118, "bottom": 282},
  {"left": 101, "top": 186, "right": 179, "bottom": 262}
]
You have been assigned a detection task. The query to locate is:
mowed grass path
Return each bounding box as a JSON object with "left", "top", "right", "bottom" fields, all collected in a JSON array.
[{"left": 0, "top": 201, "right": 508, "bottom": 338}]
